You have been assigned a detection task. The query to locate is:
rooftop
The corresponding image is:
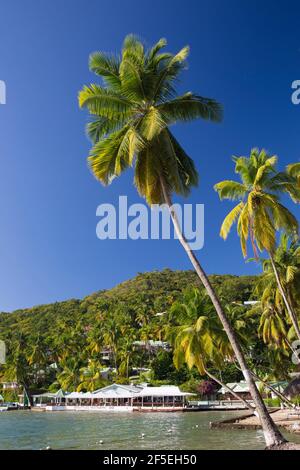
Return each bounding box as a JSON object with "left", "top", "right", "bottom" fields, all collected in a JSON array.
[{"left": 33, "top": 383, "right": 194, "bottom": 400}]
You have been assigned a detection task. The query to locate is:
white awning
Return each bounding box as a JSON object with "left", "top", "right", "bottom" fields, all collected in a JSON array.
[
  {"left": 63, "top": 384, "right": 195, "bottom": 400},
  {"left": 138, "top": 386, "right": 194, "bottom": 397},
  {"left": 66, "top": 392, "right": 85, "bottom": 399}
]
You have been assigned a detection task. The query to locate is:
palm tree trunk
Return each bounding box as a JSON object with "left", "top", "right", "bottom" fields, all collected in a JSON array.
[
  {"left": 159, "top": 176, "right": 286, "bottom": 447},
  {"left": 269, "top": 253, "right": 300, "bottom": 341},
  {"left": 286, "top": 339, "right": 299, "bottom": 360},
  {"left": 235, "top": 362, "right": 295, "bottom": 408},
  {"left": 249, "top": 370, "right": 296, "bottom": 409},
  {"left": 127, "top": 356, "right": 130, "bottom": 379},
  {"left": 204, "top": 368, "right": 254, "bottom": 411}
]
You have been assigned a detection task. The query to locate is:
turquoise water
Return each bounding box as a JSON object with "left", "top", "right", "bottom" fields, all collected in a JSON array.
[{"left": 1, "top": 411, "right": 300, "bottom": 450}]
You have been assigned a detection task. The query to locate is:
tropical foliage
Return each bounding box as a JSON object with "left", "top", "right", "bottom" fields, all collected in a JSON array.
[
  {"left": 214, "top": 148, "right": 299, "bottom": 257},
  {"left": 1, "top": 268, "right": 299, "bottom": 399},
  {"left": 215, "top": 150, "right": 300, "bottom": 342},
  {"left": 78, "top": 34, "right": 222, "bottom": 205},
  {"left": 0, "top": 270, "right": 260, "bottom": 397}
]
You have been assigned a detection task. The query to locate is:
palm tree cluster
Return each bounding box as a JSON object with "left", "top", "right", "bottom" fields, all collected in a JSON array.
[
  {"left": 78, "top": 35, "right": 300, "bottom": 447},
  {"left": 1, "top": 35, "right": 299, "bottom": 449},
  {"left": 0, "top": 276, "right": 244, "bottom": 397}
]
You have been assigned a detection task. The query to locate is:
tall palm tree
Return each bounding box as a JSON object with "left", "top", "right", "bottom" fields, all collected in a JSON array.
[
  {"left": 2, "top": 333, "right": 31, "bottom": 403},
  {"left": 27, "top": 335, "right": 48, "bottom": 385},
  {"left": 118, "top": 331, "right": 136, "bottom": 378},
  {"left": 214, "top": 149, "right": 300, "bottom": 342},
  {"left": 79, "top": 36, "right": 286, "bottom": 447},
  {"left": 57, "top": 357, "right": 81, "bottom": 391}
]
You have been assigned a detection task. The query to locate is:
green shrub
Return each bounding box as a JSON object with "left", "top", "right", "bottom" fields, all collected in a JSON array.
[{"left": 264, "top": 397, "right": 281, "bottom": 407}]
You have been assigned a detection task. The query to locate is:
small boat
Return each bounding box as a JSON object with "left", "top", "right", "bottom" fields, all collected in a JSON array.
[{"left": 0, "top": 403, "right": 19, "bottom": 411}]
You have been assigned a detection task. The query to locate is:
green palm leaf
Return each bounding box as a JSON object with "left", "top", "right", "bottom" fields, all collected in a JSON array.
[
  {"left": 214, "top": 181, "right": 247, "bottom": 200},
  {"left": 89, "top": 52, "right": 121, "bottom": 90},
  {"left": 158, "top": 92, "right": 223, "bottom": 123},
  {"left": 78, "top": 85, "right": 133, "bottom": 118},
  {"left": 220, "top": 201, "right": 244, "bottom": 239},
  {"left": 80, "top": 35, "right": 222, "bottom": 205}
]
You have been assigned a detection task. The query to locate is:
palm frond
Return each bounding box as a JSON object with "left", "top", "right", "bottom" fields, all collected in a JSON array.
[
  {"left": 286, "top": 265, "right": 298, "bottom": 283},
  {"left": 78, "top": 85, "right": 133, "bottom": 118},
  {"left": 140, "top": 107, "right": 166, "bottom": 140},
  {"left": 220, "top": 202, "right": 244, "bottom": 239},
  {"left": 115, "top": 127, "right": 145, "bottom": 174},
  {"left": 85, "top": 116, "right": 122, "bottom": 143},
  {"left": 122, "top": 34, "right": 145, "bottom": 65},
  {"left": 152, "top": 46, "right": 190, "bottom": 101},
  {"left": 253, "top": 155, "right": 277, "bottom": 186},
  {"left": 233, "top": 156, "right": 255, "bottom": 186},
  {"left": 287, "top": 162, "right": 300, "bottom": 178},
  {"left": 237, "top": 203, "right": 249, "bottom": 257},
  {"left": 164, "top": 130, "right": 198, "bottom": 192},
  {"left": 134, "top": 145, "right": 163, "bottom": 204},
  {"left": 253, "top": 204, "right": 276, "bottom": 253},
  {"left": 214, "top": 180, "right": 247, "bottom": 201},
  {"left": 270, "top": 201, "right": 299, "bottom": 234},
  {"left": 147, "top": 38, "right": 167, "bottom": 62},
  {"left": 88, "top": 126, "right": 132, "bottom": 184},
  {"left": 158, "top": 92, "right": 223, "bottom": 123},
  {"left": 89, "top": 52, "right": 121, "bottom": 90}
]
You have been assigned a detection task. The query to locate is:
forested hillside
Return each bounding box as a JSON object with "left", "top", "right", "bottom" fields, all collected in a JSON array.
[
  {"left": 0, "top": 269, "right": 256, "bottom": 336},
  {"left": 0, "top": 269, "right": 262, "bottom": 396}
]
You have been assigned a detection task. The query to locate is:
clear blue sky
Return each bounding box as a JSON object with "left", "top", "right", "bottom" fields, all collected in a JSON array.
[{"left": 0, "top": 0, "right": 299, "bottom": 312}]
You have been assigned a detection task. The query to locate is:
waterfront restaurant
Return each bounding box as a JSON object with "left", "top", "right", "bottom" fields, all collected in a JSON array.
[{"left": 32, "top": 383, "right": 194, "bottom": 412}]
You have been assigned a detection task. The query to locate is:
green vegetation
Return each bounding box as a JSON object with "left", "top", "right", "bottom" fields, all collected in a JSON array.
[
  {"left": 215, "top": 149, "right": 300, "bottom": 341},
  {"left": 1, "top": 267, "right": 299, "bottom": 405},
  {"left": 78, "top": 34, "right": 294, "bottom": 446},
  {"left": 1, "top": 34, "right": 299, "bottom": 451},
  {"left": 0, "top": 270, "right": 257, "bottom": 397}
]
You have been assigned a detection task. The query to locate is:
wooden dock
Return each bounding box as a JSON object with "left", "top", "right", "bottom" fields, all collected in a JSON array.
[{"left": 187, "top": 400, "right": 253, "bottom": 411}]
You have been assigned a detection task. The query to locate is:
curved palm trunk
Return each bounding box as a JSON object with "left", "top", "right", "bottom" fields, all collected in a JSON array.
[
  {"left": 235, "top": 362, "right": 295, "bottom": 408},
  {"left": 204, "top": 368, "right": 254, "bottom": 412},
  {"left": 249, "top": 370, "right": 296, "bottom": 409},
  {"left": 286, "top": 339, "right": 299, "bottom": 359},
  {"left": 160, "top": 176, "right": 286, "bottom": 447},
  {"left": 269, "top": 254, "right": 300, "bottom": 342}
]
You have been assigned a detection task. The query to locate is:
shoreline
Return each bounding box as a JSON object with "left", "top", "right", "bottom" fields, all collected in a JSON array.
[{"left": 211, "top": 409, "right": 300, "bottom": 435}]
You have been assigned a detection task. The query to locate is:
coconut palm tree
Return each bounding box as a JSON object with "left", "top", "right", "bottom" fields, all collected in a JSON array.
[
  {"left": 2, "top": 333, "right": 32, "bottom": 404},
  {"left": 79, "top": 35, "right": 286, "bottom": 447},
  {"left": 258, "top": 300, "right": 289, "bottom": 349},
  {"left": 57, "top": 358, "right": 81, "bottom": 391},
  {"left": 118, "top": 331, "right": 136, "bottom": 378},
  {"left": 214, "top": 149, "right": 300, "bottom": 342},
  {"left": 27, "top": 335, "right": 48, "bottom": 385},
  {"left": 78, "top": 359, "right": 105, "bottom": 392}
]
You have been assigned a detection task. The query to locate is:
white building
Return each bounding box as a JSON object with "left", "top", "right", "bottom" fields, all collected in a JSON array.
[
  {"left": 32, "top": 383, "right": 194, "bottom": 412},
  {"left": 1, "top": 382, "right": 19, "bottom": 390}
]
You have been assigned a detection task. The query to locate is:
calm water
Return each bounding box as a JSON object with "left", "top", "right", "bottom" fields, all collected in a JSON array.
[{"left": 1, "top": 411, "right": 300, "bottom": 450}]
